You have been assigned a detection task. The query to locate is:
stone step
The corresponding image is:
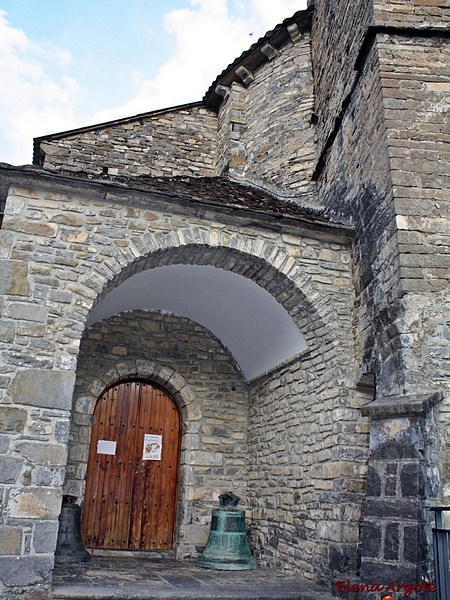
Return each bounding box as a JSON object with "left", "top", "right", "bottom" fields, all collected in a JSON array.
[{"left": 50, "top": 557, "right": 334, "bottom": 600}]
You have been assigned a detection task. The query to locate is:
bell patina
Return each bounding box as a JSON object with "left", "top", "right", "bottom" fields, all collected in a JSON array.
[{"left": 196, "top": 492, "right": 258, "bottom": 570}]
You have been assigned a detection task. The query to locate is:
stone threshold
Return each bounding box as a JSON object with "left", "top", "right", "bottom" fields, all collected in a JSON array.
[{"left": 50, "top": 556, "right": 335, "bottom": 600}]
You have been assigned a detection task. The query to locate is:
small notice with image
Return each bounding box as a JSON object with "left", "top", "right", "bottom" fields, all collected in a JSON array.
[{"left": 143, "top": 434, "right": 162, "bottom": 460}]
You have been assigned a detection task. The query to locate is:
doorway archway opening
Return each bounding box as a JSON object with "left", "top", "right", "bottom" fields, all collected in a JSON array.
[{"left": 82, "top": 379, "right": 181, "bottom": 551}]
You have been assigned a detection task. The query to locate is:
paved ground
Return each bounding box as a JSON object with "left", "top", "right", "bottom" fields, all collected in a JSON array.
[{"left": 51, "top": 556, "right": 336, "bottom": 600}]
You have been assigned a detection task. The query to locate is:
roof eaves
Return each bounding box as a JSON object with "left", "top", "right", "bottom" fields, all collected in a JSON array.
[{"left": 203, "top": 6, "right": 313, "bottom": 110}]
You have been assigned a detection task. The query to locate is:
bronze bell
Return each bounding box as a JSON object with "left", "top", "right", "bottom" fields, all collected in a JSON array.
[
  {"left": 196, "top": 492, "right": 258, "bottom": 570},
  {"left": 55, "top": 495, "right": 91, "bottom": 564}
]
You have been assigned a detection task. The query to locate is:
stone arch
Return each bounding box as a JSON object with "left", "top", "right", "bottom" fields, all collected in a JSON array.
[
  {"left": 87, "top": 242, "right": 338, "bottom": 358},
  {"left": 75, "top": 358, "right": 196, "bottom": 421},
  {"left": 67, "top": 357, "right": 198, "bottom": 501},
  {"left": 64, "top": 229, "right": 355, "bottom": 566}
]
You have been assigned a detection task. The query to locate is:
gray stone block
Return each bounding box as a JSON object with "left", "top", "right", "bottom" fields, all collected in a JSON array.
[
  {"left": 365, "top": 465, "right": 381, "bottom": 497},
  {"left": 14, "top": 442, "right": 67, "bottom": 467},
  {"left": 34, "top": 467, "right": 65, "bottom": 487},
  {"left": 384, "top": 523, "right": 399, "bottom": 561},
  {"left": 0, "top": 556, "right": 53, "bottom": 586},
  {"left": 403, "top": 525, "right": 428, "bottom": 564},
  {"left": 0, "top": 434, "right": 10, "bottom": 454},
  {"left": 4, "top": 302, "right": 46, "bottom": 322},
  {"left": 359, "top": 560, "right": 418, "bottom": 586},
  {"left": 360, "top": 521, "right": 381, "bottom": 558},
  {"left": 0, "top": 260, "right": 30, "bottom": 296},
  {"left": 364, "top": 498, "right": 420, "bottom": 520},
  {"left": 2, "top": 352, "right": 53, "bottom": 369},
  {"left": 0, "top": 528, "right": 21, "bottom": 555},
  {"left": 400, "top": 463, "right": 424, "bottom": 498},
  {"left": 0, "top": 319, "right": 15, "bottom": 343},
  {"left": 10, "top": 370, "right": 75, "bottom": 410},
  {"left": 34, "top": 520, "right": 59, "bottom": 554},
  {"left": 0, "top": 457, "right": 22, "bottom": 483},
  {"left": 9, "top": 487, "right": 62, "bottom": 520},
  {"left": 384, "top": 476, "right": 397, "bottom": 496},
  {"left": 0, "top": 407, "right": 27, "bottom": 433}
]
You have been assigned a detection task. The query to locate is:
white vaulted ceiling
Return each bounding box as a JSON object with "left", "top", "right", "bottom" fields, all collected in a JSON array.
[{"left": 85, "top": 264, "right": 307, "bottom": 380}]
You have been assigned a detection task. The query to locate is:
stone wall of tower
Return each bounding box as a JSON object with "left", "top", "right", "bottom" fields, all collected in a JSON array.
[
  {"left": 311, "top": 0, "right": 450, "bottom": 586},
  {"left": 313, "top": 38, "right": 396, "bottom": 391},
  {"left": 373, "top": 0, "right": 450, "bottom": 28},
  {"left": 312, "top": 0, "right": 450, "bottom": 476},
  {"left": 377, "top": 32, "right": 450, "bottom": 501},
  {"left": 218, "top": 33, "right": 316, "bottom": 200},
  {"left": 311, "top": 0, "right": 374, "bottom": 160},
  {"left": 311, "top": 0, "right": 450, "bottom": 165}
]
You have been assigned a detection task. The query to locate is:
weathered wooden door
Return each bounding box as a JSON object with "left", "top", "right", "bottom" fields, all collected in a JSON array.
[{"left": 82, "top": 380, "right": 181, "bottom": 550}]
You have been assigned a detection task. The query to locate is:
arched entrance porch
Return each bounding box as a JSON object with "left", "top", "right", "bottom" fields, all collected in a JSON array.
[
  {"left": 0, "top": 169, "right": 364, "bottom": 592},
  {"left": 63, "top": 240, "right": 365, "bottom": 580}
]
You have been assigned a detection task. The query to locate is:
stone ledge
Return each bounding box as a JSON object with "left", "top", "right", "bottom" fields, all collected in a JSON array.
[{"left": 361, "top": 391, "right": 443, "bottom": 418}]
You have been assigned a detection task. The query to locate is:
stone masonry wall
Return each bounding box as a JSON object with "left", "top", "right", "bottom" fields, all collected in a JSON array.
[
  {"left": 216, "top": 85, "right": 233, "bottom": 177},
  {"left": 377, "top": 33, "right": 450, "bottom": 498},
  {"left": 373, "top": 0, "right": 450, "bottom": 29},
  {"left": 313, "top": 10, "right": 450, "bottom": 400},
  {"left": 217, "top": 33, "right": 316, "bottom": 201},
  {"left": 312, "top": 0, "right": 450, "bottom": 170},
  {"left": 311, "top": 0, "right": 374, "bottom": 160},
  {"left": 312, "top": 0, "right": 450, "bottom": 585},
  {"left": 249, "top": 347, "right": 371, "bottom": 584},
  {"left": 379, "top": 33, "right": 450, "bottom": 388},
  {"left": 0, "top": 173, "right": 356, "bottom": 595},
  {"left": 244, "top": 239, "right": 370, "bottom": 584},
  {"left": 68, "top": 310, "right": 249, "bottom": 559},
  {"left": 313, "top": 41, "right": 395, "bottom": 391},
  {"left": 36, "top": 104, "right": 218, "bottom": 178}
]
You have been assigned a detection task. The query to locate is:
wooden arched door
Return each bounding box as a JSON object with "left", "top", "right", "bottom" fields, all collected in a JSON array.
[{"left": 82, "top": 380, "right": 181, "bottom": 550}]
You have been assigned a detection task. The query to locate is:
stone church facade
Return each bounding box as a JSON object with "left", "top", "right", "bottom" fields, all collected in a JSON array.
[{"left": 0, "top": 0, "right": 449, "bottom": 597}]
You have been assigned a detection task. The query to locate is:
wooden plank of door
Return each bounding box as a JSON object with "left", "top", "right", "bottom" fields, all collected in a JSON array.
[
  {"left": 154, "top": 390, "right": 168, "bottom": 549},
  {"left": 102, "top": 381, "right": 133, "bottom": 548},
  {"left": 136, "top": 384, "right": 180, "bottom": 550},
  {"left": 161, "top": 401, "right": 181, "bottom": 548},
  {"left": 95, "top": 385, "right": 118, "bottom": 546},
  {"left": 128, "top": 380, "right": 147, "bottom": 549},
  {"left": 129, "top": 381, "right": 156, "bottom": 548},
  {"left": 115, "top": 380, "right": 140, "bottom": 549},
  {"left": 82, "top": 386, "right": 114, "bottom": 547},
  {"left": 140, "top": 384, "right": 162, "bottom": 549},
  {"left": 101, "top": 385, "right": 119, "bottom": 547}
]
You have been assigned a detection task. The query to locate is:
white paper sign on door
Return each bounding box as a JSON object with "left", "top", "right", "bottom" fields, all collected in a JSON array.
[
  {"left": 143, "top": 434, "right": 162, "bottom": 460},
  {"left": 97, "top": 440, "right": 117, "bottom": 455}
]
